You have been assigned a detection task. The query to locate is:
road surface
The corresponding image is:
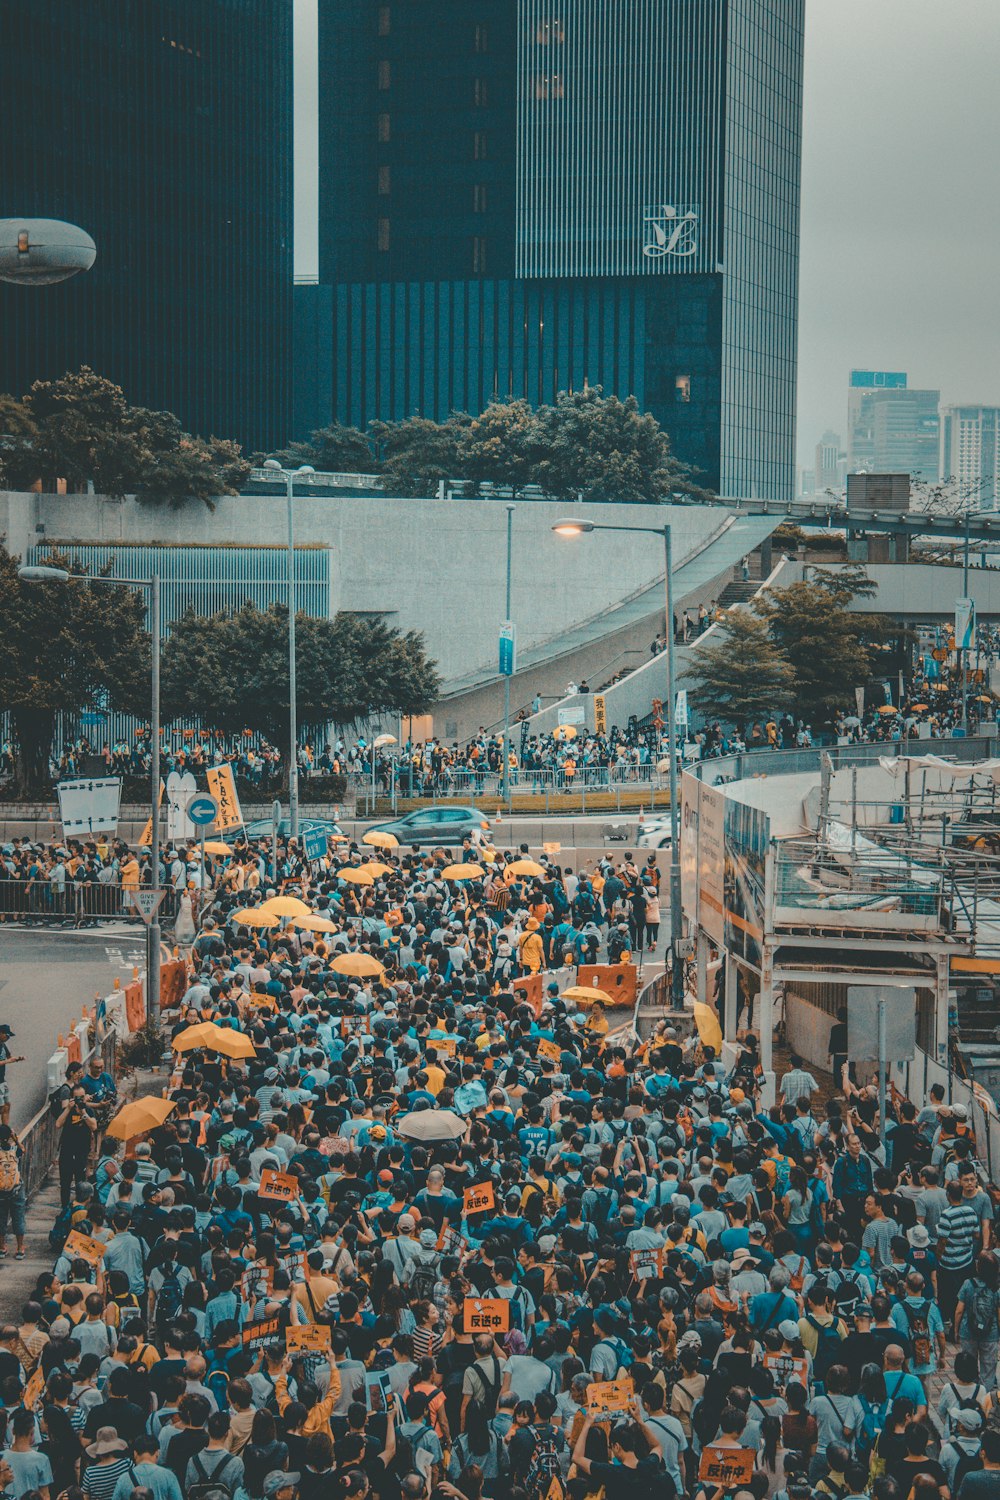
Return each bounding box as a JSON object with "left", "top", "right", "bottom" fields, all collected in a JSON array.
[{"left": 0, "top": 926, "right": 146, "bottom": 1129}]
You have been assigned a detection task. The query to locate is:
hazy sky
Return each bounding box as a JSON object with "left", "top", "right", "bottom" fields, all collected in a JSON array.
[{"left": 293, "top": 0, "right": 1000, "bottom": 466}]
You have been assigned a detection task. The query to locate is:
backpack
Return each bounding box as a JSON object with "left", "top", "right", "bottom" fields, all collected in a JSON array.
[
  {"left": 394, "top": 1422, "right": 433, "bottom": 1482},
  {"left": 971, "top": 1282, "right": 997, "bottom": 1337},
  {"left": 156, "top": 1264, "right": 185, "bottom": 1324},
  {"left": 902, "top": 1299, "right": 933, "bottom": 1367},
  {"left": 492, "top": 1285, "right": 530, "bottom": 1334},
  {"left": 833, "top": 1267, "right": 866, "bottom": 1318},
  {"left": 525, "top": 1422, "right": 563, "bottom": 1496},
  {"left": 0, "top": 1147, "right": 21, "bottom": 1195},
  {"left": 586, "top": 1187, "right": 614, "bottom": 1231},
  {"left": 467, "top": 1356, "right": 502, "bottom": 1420},
  {"left": 48, "top": 1201, "right": 74, "bottom": 1253},
  {"left": 856, "top": 1395, "right": 888, "bottom": 1460},
  {"left": 595, "top": 1335, "right": 633, "bottom": 1374},
  {"left": 945, "top": 1441, "right": 983, "bottom": 1495},
  {"left": 408, "top": 1257, "right": 439, "bottom": 1304},
  {"left": 188, "top": 1450, "right": 237, "bottom": 1500},
  {"left": 804, "top": 1313, "right": 843, "bottom": 1381}
]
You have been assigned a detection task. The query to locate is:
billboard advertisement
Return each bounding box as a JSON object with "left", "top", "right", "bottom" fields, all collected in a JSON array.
[
  {"left": 723, "top": 798, "right": 770, "bottom": 969},
  {"left": 680, "top": 773, "right": 726, "bottom": 946}
]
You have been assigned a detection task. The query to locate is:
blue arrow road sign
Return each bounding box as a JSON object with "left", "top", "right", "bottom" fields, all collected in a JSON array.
[{"left": 187, "top": 793, "right": 220, "bottom": 827}]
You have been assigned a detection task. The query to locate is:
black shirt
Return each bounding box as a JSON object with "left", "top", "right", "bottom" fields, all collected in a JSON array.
[{"left": 589, "top": 1457, "right": 672, "bottom": 1500}]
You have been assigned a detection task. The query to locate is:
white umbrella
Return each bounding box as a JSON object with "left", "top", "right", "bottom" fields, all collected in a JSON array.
[{"left": 395, "top": 1108, "right": 467, "bottom": 1142}]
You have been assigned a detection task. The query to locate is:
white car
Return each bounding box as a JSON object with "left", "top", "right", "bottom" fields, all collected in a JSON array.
[{"left": 637, "top": 816, "right": 673, "bottom": 850}]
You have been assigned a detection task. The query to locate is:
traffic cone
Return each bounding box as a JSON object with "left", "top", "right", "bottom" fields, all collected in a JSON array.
[
  {"left": 495, "top": 803, "right": 503, "bottom": 825},
  {"left": 638, "top": 805, "right": 645, "bottom": 826}
]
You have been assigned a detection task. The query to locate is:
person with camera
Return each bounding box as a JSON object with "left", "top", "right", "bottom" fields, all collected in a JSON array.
[{"left": 56, "top": 1081, "right": 97, "bottom": 1207}]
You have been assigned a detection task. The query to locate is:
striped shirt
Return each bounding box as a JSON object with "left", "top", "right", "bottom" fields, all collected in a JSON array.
[
  {"left": 83, "top": 1457, "right": 134, "bottom": 1500},
  {"left": 937, "top": 1203, "right": 981, "bottom": 1268}
]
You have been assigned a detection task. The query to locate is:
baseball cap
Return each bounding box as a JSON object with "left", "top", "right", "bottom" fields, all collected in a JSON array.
[
  {"left": 778, "top": 1319, "right": 800, "bottom": 1341},
  {"left": 398, "top": 1213, "right": 416, "bottom": 1230},
  {"left": 956, "top": 1408, "right": 984, "bottom": 1432},
  {"left": 377, "top": 1169, "right": 394, "bottom": 1185},
  {"left": 419, "top": 1228, "right": 438, "bottom": 1248},
  {"left": 263, "top": 1473, "right": 300, "bottom": 1498},
  {"left": 748, "top": 1222, "right": 768, "bottom": 1237}
]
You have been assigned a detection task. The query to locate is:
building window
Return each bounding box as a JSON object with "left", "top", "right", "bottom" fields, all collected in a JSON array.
[
  {"left": 378, "top": 165, "right": 391, "bottom": 195},
  {"left": 474, "top": 77, "right": 488, "bottom": 106},
  {"left": 474, "top": 23, "right": 489, "bottom": 53},
  {"left": 378, "top": 218, "right": 391, "bottom": 252},
  {"left": 473, "top": 130, "right": 487, "bottom": 160},
  {"left": 675, "top": 375, "right": 691, "bottom": 403},
  {"left": 536, "top": 18, "right": 564, "bottom": 44},
  {"left": 378, "top": 6, "right": 390, "bottom": 35},
  {"left": 535, "top": 75, "right": 563, "bottom": 100},
  {"left": 377, "top": 112, "right": 391, "bottom": 142},
  {"left": 472, "top": 236, "right": 487, "bottom": 273},
  {"left": 473, "top": 184, "right": 487, "bottom": 213},
  {"left": 378, "top": 59, "right": 391, "bottom": 90}
]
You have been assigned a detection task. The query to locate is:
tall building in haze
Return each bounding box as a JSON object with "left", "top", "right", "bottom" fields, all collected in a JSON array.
[
  {"left": 941, "top": 405, "right": 1000, "bottom": 511},
  {"left": 0, "top": 1, "right": 292, "bottom": 452},
  {"left": 847, "top": 370, "right": 940, "bottom": 482},
  {"left": 298, "top": 0, "right": 805, "bottom": 500}
]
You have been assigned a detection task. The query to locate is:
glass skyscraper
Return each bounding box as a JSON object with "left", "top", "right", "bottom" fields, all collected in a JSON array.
[
  {"left": 0, "top": 0, "right": 293, "bottom": 452},
  {"left": 300, "top": 0, "right": 804, "bottom": 500}
]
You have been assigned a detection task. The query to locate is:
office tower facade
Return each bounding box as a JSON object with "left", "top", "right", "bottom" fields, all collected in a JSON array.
[
  {"left": 299, "top": 0, "right": 805, "bottom": 500},
  {"left": 0, "top": 0, "right": 293, "bottom": 452},
  {"left": 814, "top": 429, "right": 845, "bottom": 492},
  {"left": 847, "top": 370, "right": 940, "bottom": 482},
  {"left": 941, "top": 405, "right": 1000, "bottom": 511}
]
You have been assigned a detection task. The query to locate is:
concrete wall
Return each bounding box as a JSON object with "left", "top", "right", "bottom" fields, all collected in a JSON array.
[
  {"left": 822, "top": 562, "right": 1000, "bottom": 620},
  {"left": 0, "top": 490, "right": 731, "bottom": 689}
]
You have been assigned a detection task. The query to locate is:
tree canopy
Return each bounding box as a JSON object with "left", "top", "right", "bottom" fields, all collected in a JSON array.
[
  {"left": 683, "top": 611, "right": 796, "bottom": 725},
  {"left": 269, "top": 421, "right": 374, "bottom": 475},
  {"left": 0, "top": 367, "right": 250, "bottom": 507},
  {"left": 0, "top": 548, "right": 151, "bottom": 794},
  {"left": 161, "top": 603, "right": 440, "bottom": 740}
]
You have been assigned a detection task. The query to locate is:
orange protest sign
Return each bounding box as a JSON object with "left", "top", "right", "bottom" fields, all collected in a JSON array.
[
  {"left": 698, "top": 1447, "right": 756, "bottom": 1486},
  {"left": 286, "top": 1324, "right": 332, "bottom": 1353},
  {"left": 463, "top": 1297, "right": 510, "bottom": 1334},
  {"left": 249, "top": 990, "right": 278, "bottom": 1011},
  {"left": 629, "top": 1247, "right": 664, "bottom": 1280},
  {"left": 23, "top": 1368, "right": 45, "bottom": 1410},
  {"left": 433, "top": 1037, "right": 457, "bottom": 1057},
  {"left": 64, "top": 1229, "right": 106, "bottom": 1265},
  {"left": 259, "top": 1168, "right": 300, "bottom": 1203},
  {"left": 537, "top": 1038, "right": 561, "bottom": 1063},
  {"left": 586, "top": 1378, "right": 634, "bottom": 1417},
  {"left": 207, "top": 763, "right": 244, "bottom": 834},
  {"left": 463, "top": 1181, "right": 495, "bottom": 1216}
]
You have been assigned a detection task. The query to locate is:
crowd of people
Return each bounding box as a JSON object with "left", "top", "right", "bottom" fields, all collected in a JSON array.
[{"left": 0, "top": 830, "right": 998, "bottom": 1500}]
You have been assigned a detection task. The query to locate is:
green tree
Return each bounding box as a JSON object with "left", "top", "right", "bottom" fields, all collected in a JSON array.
[
  {"left": 756, "top": 567, "right": 890, "bottom": 725},
  {"left": 529, "top": 386, "right": 708, "bottom": 503},
  {"left": 0, "top": 548, "right": 150, "bottom": 794},
  {"left": 1, "top": 367, "right": 249, "bottom": 506},
  {"left": 0, "top": 394, "right": 41, "bottom": 489},
  {"left": 457, "top": 398, "right": 539, "bottom": 494},
  {"left": 161, "top": 604, "right": 440, "bottom": 741},
  {"left": 370, "top": 413, "right": 470, "bottom": 497},
  {"left": 273, "top": 421, "right": 374, "bottom": 474},
  {"left": 683, "top": 611, "right": 796, "bottom": 726}
]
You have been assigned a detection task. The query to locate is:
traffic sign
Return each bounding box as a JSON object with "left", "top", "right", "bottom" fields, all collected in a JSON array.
[
  {"left": 186, "top": 793, "right": 219, "bottom": 828},
  {"left": 498, "top": 621, "right": 516, "bottom": 677},
  {"left": 130, "top": 888, "right": 165, "bottom": 926},
  {"left": 302, "top": 826, "right": 328, "bottom": 862}
]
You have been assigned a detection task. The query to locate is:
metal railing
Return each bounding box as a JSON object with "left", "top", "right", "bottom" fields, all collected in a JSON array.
[
  {"left": 694, "top": 735, "right": 996, "bottom": 786},
  {"left": 0, "top": 880, "right": 180, "bottom": 926}
]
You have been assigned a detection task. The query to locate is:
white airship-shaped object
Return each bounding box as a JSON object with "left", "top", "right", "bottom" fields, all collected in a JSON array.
[{"left": 0, "top": 218, "right": 97, "bottom": 285}]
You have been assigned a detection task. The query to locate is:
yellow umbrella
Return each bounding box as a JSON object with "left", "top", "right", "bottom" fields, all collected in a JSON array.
[
  {"left": 441, "top": 863, "right": 485, "bottom": 880},
  {"left": 337, "top": 867, "right": 375, "bottom": 885},
  {"left": 693, "top": 1001, "right": 723, "bottom": 1053},
  {"left": 292, "top": 914, "right": 340, "bottom": 933},
  {"left": 233, "top": 907, "right": 280, "bottom": 928},
  {"left": 203, "top": 840, "right": 233, "bottom": 856},
  {"left": 877, "top": 705, "right": 898, "bottom": 715},
  {"left": 105, "top": 1097, "right": 176, "bottom": 1140},
  {"left": 363, "top": 830, "right": 399, "bottom": 849},
  {"left": 331, "top": 952, "right": 385, "bottom": 978},
  {"left": 362, "top": 861, "right": 392, "bottom": 878},
  {"left": 260, "top": 895, "right": 312, "bottom": 917},
  {"left": 173, "top": 1021, "right": 224, "bottom": 1052},
  {"left": 207, "top": 1025, "right": 256, "bottom": 1060},
  {"left": 562, "top": 985, "right": 615, "bottom": 1005},
  {"left": 553, "top": 724, "right": 578, "bottom": 741},
  {"left": 506, "top": 858, "right": 545, "bottom": 878},
  {"left": 909, "top": 704, "right": 929, "bottom": 712},
  {"left": 977, "top": 695, "right": 994, "bottom": 703}
]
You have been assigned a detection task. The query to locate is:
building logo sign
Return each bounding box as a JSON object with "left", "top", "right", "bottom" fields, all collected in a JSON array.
[{"left": 643, "top": 204, "right": 699, "bottom": 260}]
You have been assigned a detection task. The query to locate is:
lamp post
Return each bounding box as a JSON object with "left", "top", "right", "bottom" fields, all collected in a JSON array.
[
  {"left": 0, "top": 218, "right": 96, "bottom": 285},
  {"left": 18, "top": 563, "right": 162, "bottom": 1025},
  {"left": 501, "top": 505, "right": 515, "bottom": 806},
  {"left": 262, "top": 460, "right": 316, "bottom": 839},
  {"left": 553, "top": 517, "right": 684, "bottom": 1010}
]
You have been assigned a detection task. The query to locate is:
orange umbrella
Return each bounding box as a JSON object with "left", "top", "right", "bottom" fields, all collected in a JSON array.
[
  {"left": 331, "top": 953, "right": 385, "bottom": 979},
  {"left": 232, "top": 908, "right": 280, "bottom": 928}
]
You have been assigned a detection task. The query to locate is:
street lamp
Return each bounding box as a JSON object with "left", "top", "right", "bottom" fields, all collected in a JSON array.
[
  {"left": 0, "top": 219, "right": 96, "bottom": 285},
  {"left": 501, "top": 506, "right": 515, "bottom": 806},
  {"left": 262, "top": 459, "right": 316, "bottom": 839},
  {"left": 18, "top": 563, "right": 163, "bottom": 1026},
  {"left": 553, "top": 516, "right": 684, "bottom": 1010}
]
